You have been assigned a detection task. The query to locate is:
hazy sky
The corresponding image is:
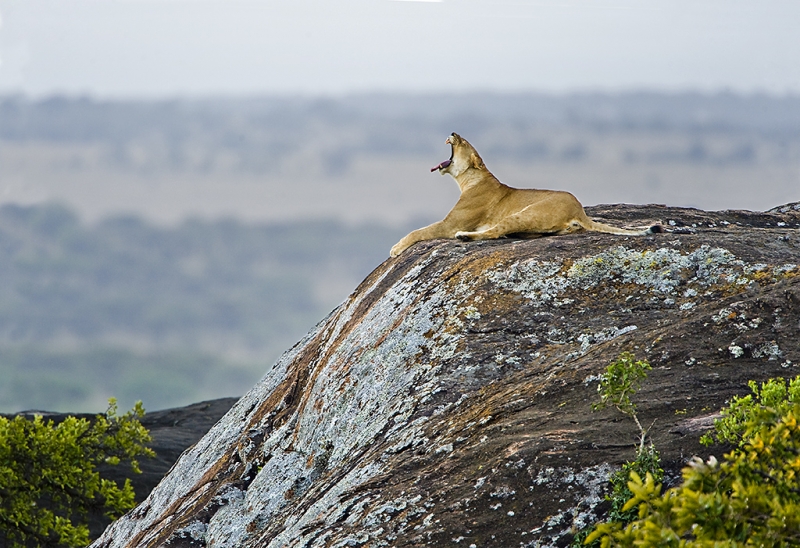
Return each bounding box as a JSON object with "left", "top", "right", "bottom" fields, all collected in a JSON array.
[{"left": 0, "top": 0, "right": 799, "bottom": 98}]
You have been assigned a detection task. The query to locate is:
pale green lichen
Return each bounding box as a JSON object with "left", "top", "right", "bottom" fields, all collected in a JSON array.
[
  {"left": 486, "top": 260, "right": 567, "bottom": 303},
  {"left": 482, "top": 245, "right": 791, "bottom": 309},
  {"left": 576, "top": 326, "right": 637, "bottom": 354},
  {"left": 525, "top": 464, "right": 615, "bottom": 548},
  {"left": 752, "top": 341, "right": 782, "bottom": 360}
]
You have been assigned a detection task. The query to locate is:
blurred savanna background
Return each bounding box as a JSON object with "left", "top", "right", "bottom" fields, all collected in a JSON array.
[{"left": 0, "top": 0, "right": 798, "bottom": 413}]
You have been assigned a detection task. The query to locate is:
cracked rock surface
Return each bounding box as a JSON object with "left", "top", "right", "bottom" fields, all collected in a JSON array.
[{"left": 92, "top": 203, "right": 800, "bottom": 548}]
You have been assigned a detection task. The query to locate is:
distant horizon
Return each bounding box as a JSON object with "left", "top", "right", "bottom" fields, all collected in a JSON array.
[
  {"left": 3, "top": 88, "right": 800, "bottom": 103},
  {"left": 2, "top": 92, "right": 798, "bottom": 225}
]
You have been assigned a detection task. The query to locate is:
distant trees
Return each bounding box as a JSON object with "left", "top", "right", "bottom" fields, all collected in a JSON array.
[
  {"left": 0, "top": 203, "right": 407, "bottom": 412},
  {"left": 0, "top": 399, "right": 154, "bottom": 547}
]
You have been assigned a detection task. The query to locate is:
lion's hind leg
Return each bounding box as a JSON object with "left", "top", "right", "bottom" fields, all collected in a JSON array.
[
  {"left": 553, "top": 219, "right": 586, "bottom": 235},
  {"left": 455, "top": 208, "right": 552, "bottom": 242},
  {"left": 454, "top": 223, "right": 509, "bottom": 241}
]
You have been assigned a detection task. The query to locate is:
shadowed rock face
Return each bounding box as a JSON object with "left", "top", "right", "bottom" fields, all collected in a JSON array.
[{"left": 92, "top": 203, "right": 800, "bottom": 548}]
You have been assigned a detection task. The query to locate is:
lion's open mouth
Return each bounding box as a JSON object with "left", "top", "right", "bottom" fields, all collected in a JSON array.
[
  {"left": 430, "top": 159, "right": 452, "bottom": 172},
  {"left": 431, "top": 135, "right": 456, "bottom": 172}
]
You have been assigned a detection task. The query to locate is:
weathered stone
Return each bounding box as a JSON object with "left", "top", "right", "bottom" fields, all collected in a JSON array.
[{"left": 92, "top": 203, "right": 800, "bottom": 548}]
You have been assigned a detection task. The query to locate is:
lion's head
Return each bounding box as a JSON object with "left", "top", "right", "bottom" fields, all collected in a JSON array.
[{"left": 431, "top": 133, "right": 486, "bottom": 177}]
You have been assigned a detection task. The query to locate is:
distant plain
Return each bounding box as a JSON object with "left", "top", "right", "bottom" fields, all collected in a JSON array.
[{"left": 0, "top": 93, "right": 798, "bottom": 412}]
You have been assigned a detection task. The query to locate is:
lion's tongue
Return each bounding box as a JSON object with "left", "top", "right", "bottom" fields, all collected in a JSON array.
[{"left": 430, "top": 159, "right": 451, "bottom": 172}]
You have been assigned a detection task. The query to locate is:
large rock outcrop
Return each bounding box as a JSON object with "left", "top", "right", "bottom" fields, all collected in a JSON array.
[{"left": 92, "top": 203, "right": 800, "bottom": 548}]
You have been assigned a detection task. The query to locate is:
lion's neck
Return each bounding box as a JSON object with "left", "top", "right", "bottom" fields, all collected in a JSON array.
[{"left": 454, "top": 168, "right": 503, "bottom": 194}]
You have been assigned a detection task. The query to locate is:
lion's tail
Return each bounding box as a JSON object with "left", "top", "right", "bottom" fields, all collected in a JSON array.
[{"left": 583, "top": 219, "right": 663, "bottom": 236}]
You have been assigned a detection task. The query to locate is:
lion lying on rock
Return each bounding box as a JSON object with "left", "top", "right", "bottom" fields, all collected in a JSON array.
[{"left": 390, "top": 133, "right": 662, "bottom": 257}]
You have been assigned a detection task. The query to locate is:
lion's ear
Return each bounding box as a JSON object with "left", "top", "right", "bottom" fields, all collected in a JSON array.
[{"left": 470, "top": 152, "right": 484, "bottom": 169}]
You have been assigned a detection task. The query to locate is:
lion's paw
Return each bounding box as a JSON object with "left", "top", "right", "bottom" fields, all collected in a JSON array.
[
  {"left": 390, "top": 243, "right": 405, "bottom": 257},
  {"left": 455, "top": 231, "right": 474, "bottom": 241}
]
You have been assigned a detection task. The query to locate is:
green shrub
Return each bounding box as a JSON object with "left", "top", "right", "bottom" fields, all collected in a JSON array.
[
  {"left": 592, "top": 352, "right": 652, "bottom": 452},
  {"left": 573, "top": 353, "right": 662, "bottom": 547},
  {"left": 586, "top": 375, "right": 800, "bottom": 547},
  {"left": 700, "top": 375, "right": 800, "bottom": 447},
  {"left": 0, "top": 399, "right": 154, "bottom": 547},
  {"left": 604, "top": 444, "right": 663, "bottom": 525}
]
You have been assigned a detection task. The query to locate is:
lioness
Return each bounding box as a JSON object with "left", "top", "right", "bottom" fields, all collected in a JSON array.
[{"left": 390, "top": 133, "right": 661, "bottom": 257}]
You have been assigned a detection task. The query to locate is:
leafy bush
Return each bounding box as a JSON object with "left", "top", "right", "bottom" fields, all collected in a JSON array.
[
  {"left": 586, "top": 375, "right": 800, "bottom": 547},
  {"left": 572, "top": 353, "right": 663, "bottom": 547},
  {"left": 0, "top": 399, "right": 154, "bottom": 548},
  {"left": 592, "top": 352, "right": 652, "bottom": 452},
  {"left": 603, "top": 444, "right": 663, "bottom": 525},
  {"left": 592, "top": 352, "right": 662, "bottom": 518},
  {"left": 700, "top": 375, "right": 800, "bottom": 447}
]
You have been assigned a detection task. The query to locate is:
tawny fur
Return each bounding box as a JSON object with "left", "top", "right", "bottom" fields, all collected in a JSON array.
[{"left": 390, "top": 133, "right": 660, "bottom": 257}]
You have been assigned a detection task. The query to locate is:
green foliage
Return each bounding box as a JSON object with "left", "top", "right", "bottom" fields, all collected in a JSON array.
[
  {"left": 0, "top": 399, "right": 154, "bottom": 548},
  {"left": 700, "top": 375, "right": 800, "bottom": 446},
  {"left": 574, "top": 444, "right": 665, "bottom": 548},
  {"left": 592, "top": 352, "right": 652, "bottom": 419},
  {"left": 605, "top": 444, "right": 664, "bottom": 525},
  {"left": 572, "top": 354, "right": 662, "bottom": 547},
  {"left": 593, "top": 352, "right": 653, "bottom": 450},
  {"left": 587, "top": 375, "right": 800, "bottom": 547}
]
